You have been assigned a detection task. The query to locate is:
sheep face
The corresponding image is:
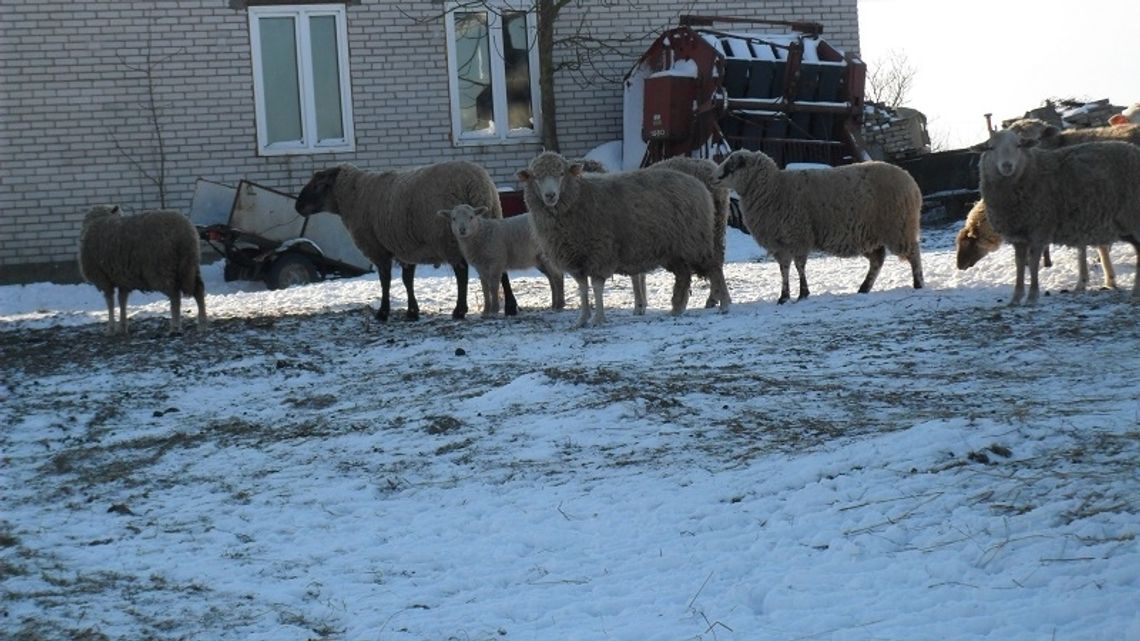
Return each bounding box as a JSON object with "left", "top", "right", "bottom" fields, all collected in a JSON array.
[
  {"left": 295, "top": 166, "right": 341, "bottom": 217},
  {"left": 518, "top": 152, "right": 582, "bottom": 209},
  {"left": 982, "top": 130, "right": 1034, "bottom": 179},
  {"left": 955, "top": 229, "right": 987, "bottom": 270},
  {"left": 437, "top": 204, "right": 489, "bottom": 240},
  {"left": 713, "top": 150, "right": 773, "bottom": 188},
  {"left": 1005, "top": 118, "right": 1061, "bottom": 148}
]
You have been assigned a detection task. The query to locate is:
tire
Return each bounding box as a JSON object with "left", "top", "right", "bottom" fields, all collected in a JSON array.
[{"left": 265, "top": 253, "right": 317, "bottom": 290}]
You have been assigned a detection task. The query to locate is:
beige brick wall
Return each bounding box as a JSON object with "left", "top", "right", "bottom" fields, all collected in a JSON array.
[{"left": 0, "top": 0, "right": 859, "bottom": 279}]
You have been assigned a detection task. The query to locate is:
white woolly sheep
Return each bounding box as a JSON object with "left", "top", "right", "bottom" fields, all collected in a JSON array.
[
  {"left": 649, "top": 156, "right": 730, "bottom": 310},
  {"left": 295, "top": 162, "right": 516, "bottom": 321},
  {"left": 955, "top": 199, "right": 1116, "bottom": 290},
  {"left": 518, "top": 152, "right": 731, "bottom": 328},
  {"left": 581, "top": 156, "right": 729, "bottom": 314},
  {"left": 437, "top": 204, "right": 565, "bottom": 316},
  {"left": 77, "top": 204, "right": 206, "bottom": 335},
  {"left": 979, "top": 129, "right": 1140, "bottom": 304},
  {"left": 1005, "top": 117, "right": 1140, "bottom": 148},
  {"left": 714, "top": 150, "right": 924, "bottom": 303}
]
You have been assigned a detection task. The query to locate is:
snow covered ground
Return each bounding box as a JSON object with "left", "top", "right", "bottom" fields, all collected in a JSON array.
[{"left": 2, "top": 224, "right": 1138, "bottom": 641}]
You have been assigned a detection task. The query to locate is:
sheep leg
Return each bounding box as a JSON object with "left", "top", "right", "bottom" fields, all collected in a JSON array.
[
  {"left": 631, "top": 273, "right": 647, "bottom": 315},
  {"left": 193, "top": 272, "right": 208, "bottom": 330},
  {"left": 375, "top": 260, "right": 393, "bottom": 321},
  {"left": 1043, "top": 246, "right": 1053, "bottom": 269},
  {"left": 117, "top": 288, "right": 130, "bottom": 335},
  {"left": 1123, "top": 235, "right": 1140, "bottom": 300},
  {"left": 670, "top": 267, "right": 691, "bottom": 316},
  {"left": 1097, "top": 245, "right": 1116, "bottom": 289},
  {"left": 794, "top": 255, "right": 809, "bottom": 301},
  {"left": 168, "top": 290, "right": 183, "bottom": 335},
  {"left": 1075, "top": 246, "right": 1090, "bottom": 292},
  {"left": 449, "top": 262, "right": 468, "bottom": 320},
  {"left": 478, "top": 272, "right": 498, "bottom": 318},
  {"left": 1010, "top": 242, "right": 1027, "bottom": 306},
  {"left": 908, "top": 249, "right": 925, "bottom": 290},
  {"left": 401, "top": 262, "right": 421, "bottom": 321},
  {"left": 572, "top": 274, "right": 590, "bottom": 328},
  {"left": 537, "top": 261, "right": 565, "bottom": 310},
  {"left": 858, "top": 246, "right": 886, "bottom": 294},
  {"left": 501, "top": 273, "right": 518, "bottom": 316},
  {"left": 1026, "top": 243, "right": 1045, "bottom": 305},
  {"left": 590, "top": 276, "right": 607, "bottom": 326},
  {"left": 710, "top": 267, "right": 731, "bottom": 313},
  {"left": 102, "top": 289, "right": 116, "bottom": 335},
  {"left": 777, "top": 257, "right": 792, "bottom": 304}
]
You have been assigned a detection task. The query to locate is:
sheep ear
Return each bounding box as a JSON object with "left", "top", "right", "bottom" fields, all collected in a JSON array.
[
  {"left": 473, "top": 206, "right": 490, "bottom": 218},
  {"left": 436, "top": 209, "right": 453, "bottom": 221},
  {"left": 568, "top": 163, "right": 584, "bottom": 177},
  {"left": 517, "top": 169, "right": 532, "bottom": 182}
]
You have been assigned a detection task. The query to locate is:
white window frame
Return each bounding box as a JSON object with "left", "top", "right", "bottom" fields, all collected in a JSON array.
[
  {"left": 444, "top": 2, "right": 542, "bottom": 146},
  {"left": 248, "top": 4, "right": 355, "bottom": 156}
]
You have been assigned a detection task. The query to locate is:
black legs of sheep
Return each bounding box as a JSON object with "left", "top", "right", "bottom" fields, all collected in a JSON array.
[{"left": 373, "top": 260, "right": 516, "bottom": 321}]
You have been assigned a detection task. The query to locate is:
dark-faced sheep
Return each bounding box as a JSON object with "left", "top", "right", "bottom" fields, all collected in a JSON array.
[
  {"left": 518, "top": 152, "right": 730, "bottom": 328},
  {"left": 979, "top": 130, "right": 1140, "bottom": 304},
  {"left": 437, "top": 204, "right": 564, "bottom": 316},
  {"left": 294, "top": 162, "right": 516, "bottom": 321},
  {"left": 714, "top": 150, "right": 924, "bottom": 304},
  {"left": 77, "top": 205, "right": 206, "bottom": 335}
]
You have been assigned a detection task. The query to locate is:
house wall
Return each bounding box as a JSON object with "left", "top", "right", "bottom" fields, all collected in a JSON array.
[{"left": 0, "top": 0, "right": 859, "bottom": 283}]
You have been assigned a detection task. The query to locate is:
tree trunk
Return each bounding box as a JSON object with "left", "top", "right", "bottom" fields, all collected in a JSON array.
[{"left": 537, "top": 0, "right": 559, "bottom": 152}]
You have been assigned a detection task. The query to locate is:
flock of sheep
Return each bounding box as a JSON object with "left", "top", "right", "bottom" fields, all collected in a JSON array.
[{"left": 77, "top": 111, "right": 1140, "bottom": 336}]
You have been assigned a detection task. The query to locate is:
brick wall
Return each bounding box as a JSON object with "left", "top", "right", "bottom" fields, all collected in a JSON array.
[{"left": 0, "top": 0, "right": 859, "bottom": 282}]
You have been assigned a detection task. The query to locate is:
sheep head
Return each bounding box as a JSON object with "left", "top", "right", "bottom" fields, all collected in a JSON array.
[
  {"left": 295, "top": 166, "right": 343, "bottom": 216},
  {"left": 713, "top": 150, "right": 775, "bottom": 188},
  {"left": 981, "top": 129, "right": 1035, "bottom": 179},
  {"left": 517, "top": 152, "right": 582, "bottom": 209},
  {"left": 955, "top": 227, "right": 987, "bottom": 270},
  {"left": 436, "top": 204, "right": 490, "bottom": 240},
  {"left": 1004, "top": 118, "right": 1061, "bottom": 148}
]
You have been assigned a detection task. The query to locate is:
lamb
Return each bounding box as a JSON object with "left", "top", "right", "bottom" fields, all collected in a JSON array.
[
  {"left": 517, "top": 151, "right": 731, "bottom": 327},
  {"left": 437, "top": 204, "right": 564, "bottom": 316},
  {"left": 955, "top": 199, "right": 1116, "bottom": 290},
  {"left": 713, "top": 150, "right": 924, "bottom": 303},
  {"left": 978, "top": 129, "right": 1140, "bottom": 304},
  {"left": 294, "top": 162, "right": 516, "bottom": 321},
  {"left": 77, "top": 204, "right": 206, "bottom": 335}
]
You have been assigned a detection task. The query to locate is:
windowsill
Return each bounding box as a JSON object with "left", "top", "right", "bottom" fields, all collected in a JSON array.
[
  {"left": 257, "top": 144, "right": 356, "bottom": 156},
  {"left": 452, "top": 135, "right": 542, "bottom": 148}
]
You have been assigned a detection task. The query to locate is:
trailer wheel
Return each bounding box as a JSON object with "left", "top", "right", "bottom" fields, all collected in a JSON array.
[{"left": 265, "top": 253, "right": 317, "bottom": 290}]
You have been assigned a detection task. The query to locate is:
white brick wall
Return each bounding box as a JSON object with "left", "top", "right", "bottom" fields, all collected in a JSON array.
[{"left": 0, "top": 0, "right": 859, "bottom": 278}]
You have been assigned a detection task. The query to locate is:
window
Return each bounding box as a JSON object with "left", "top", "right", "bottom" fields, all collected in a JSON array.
[
  {"left": 444, "top": 3, "right": 541, "bottom": 145},
  {"left": 248, "top": 5, "right": 354, "bottom": 155}
]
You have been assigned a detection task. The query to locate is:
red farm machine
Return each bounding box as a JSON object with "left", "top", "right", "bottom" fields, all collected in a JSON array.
[{"left": 608, "top": 15, "right": 867, "bottom": 172}]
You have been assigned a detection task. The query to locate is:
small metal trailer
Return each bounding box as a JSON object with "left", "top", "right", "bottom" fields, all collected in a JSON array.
[{"left": 189, "top": 178, "right": 372, "bottom": 289}]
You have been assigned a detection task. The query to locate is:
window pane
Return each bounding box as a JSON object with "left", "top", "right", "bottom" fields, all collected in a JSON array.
[
  {"left": 455, "top": 12, "right": 494, "bottom": 134},
  {"left": 503, "top": 11, "right": 534, "bottom": 131},
  {"left": 259, "top": 17, "right": 303, "bottom": 145},
  {"left": 309, "top": 15, "right": 344, "bottom": 142}
]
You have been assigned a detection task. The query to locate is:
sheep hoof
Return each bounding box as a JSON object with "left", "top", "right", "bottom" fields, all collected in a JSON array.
[
  {"left": 777, "top": 297, "right": 789, "bottom": 305},
  {"left": 704, "top": 297, "right": 717, "bottom": 309},
  {"left": 450, "top": 306, "right": 466, "bottom": 320},
  {"left": 406, "top": 309, "right": 422, "bottom": 321},
  {"left": 373, "top": 307, "right": 390, "bottom": 322},
  {"left": 504, "top": 301, "right": 519, "bottom": 316}
]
